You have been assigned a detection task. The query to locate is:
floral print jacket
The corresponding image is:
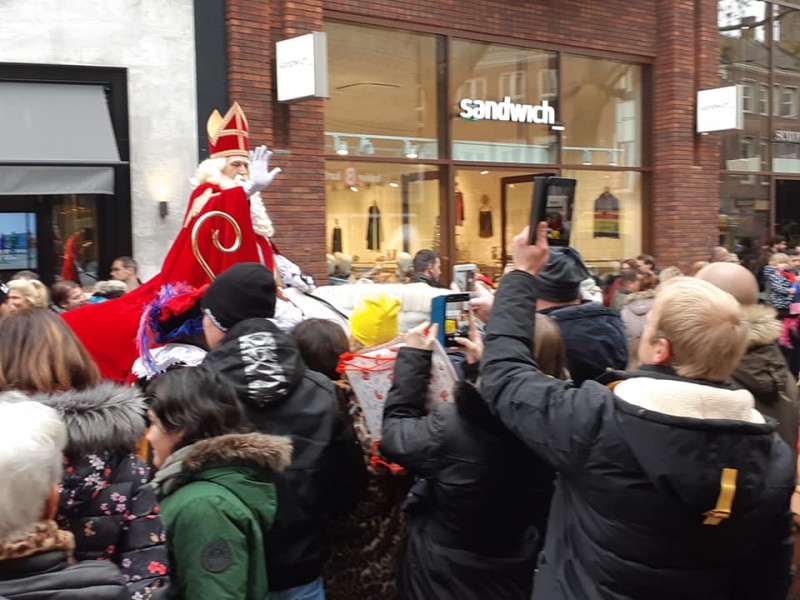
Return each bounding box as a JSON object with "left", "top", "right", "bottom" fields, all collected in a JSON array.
[{"left": 31, "top": 381, "right": 169, "bottom": 599}]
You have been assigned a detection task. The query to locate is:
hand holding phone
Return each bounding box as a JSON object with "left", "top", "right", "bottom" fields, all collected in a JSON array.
[{"left": 452, "top": 264, "right": 477, "bottom": 293}]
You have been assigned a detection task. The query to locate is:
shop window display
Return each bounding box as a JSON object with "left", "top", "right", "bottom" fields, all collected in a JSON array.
[{"left": 325, "top": 162, "right": 439, "bottom": 280}]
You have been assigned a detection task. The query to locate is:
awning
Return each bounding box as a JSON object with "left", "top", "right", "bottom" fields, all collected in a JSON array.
[{"left": 0, "top": 82, "right": 122, "bottom": 195}]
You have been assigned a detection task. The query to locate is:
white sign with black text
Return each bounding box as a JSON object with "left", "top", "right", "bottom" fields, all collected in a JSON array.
[
  {"left": 276, "top": 32, "right": 328, "bottom": 102},
  {"left": 696, "top": 85, "right": 743, "bottom": 133}
]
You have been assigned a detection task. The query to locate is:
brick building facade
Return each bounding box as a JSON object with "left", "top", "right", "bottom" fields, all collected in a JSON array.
[{"left": 223, "top": 0, "right": 721, "bottom": 280}]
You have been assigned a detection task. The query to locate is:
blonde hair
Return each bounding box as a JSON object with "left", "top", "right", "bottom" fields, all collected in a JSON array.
[
  {"left": 8, "top": 279, "right": 49, "bottom": 309},
  {"left": 533, "top": 314, "right": 568, "bottom": 379},
  {"left": 769, "top": 253, "right": 790, "bottom": 266},
  {"left": 650, "top": 277, "right": 747, "bottom": 381}
]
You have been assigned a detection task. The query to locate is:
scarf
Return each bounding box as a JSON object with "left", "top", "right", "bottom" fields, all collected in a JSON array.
[
  {"left": 149, "top": 444, "right": 195, "bottom": 500},
  {"left": 0, "top": 520, "right": 75, "bottom": 562}
]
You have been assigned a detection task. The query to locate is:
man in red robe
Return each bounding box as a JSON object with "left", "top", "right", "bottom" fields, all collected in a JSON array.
[{"left": 64, "top": 102, "right": 286, "bottom": 381}]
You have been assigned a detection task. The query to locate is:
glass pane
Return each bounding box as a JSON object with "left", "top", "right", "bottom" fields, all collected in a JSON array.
[
  {"left": 772, "top": 5, "right": 800, "bottom": 172},
  {"left": 720, "top": 173, "right": 770, "bottom": 263},
  {"left": 561, "top": 170, "right": 642, "bottom": 267},
  {"left": 324, "top": 22, "right": 438, "bottom": 160},
  {"left": 54, "top": 194, "right": 98, "bottom": 284},
  {"left": 325, "top": 161, "right": 439, "bottom": 279},
  {"left": 0, "top": 213, "right": 37, "bottom": 272},
  {"left": 561, "top": 56, "right": 642, "bottom": 168},
  {"left": 450, "top": 40, "right": 558, "bottom": 164},
  {"left": 719, "top": 0, "right": 770, "bottom": 171}
]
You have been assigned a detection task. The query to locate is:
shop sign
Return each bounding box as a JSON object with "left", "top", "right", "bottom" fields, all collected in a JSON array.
[
  {"left": 458, "top": 97, "right": 555, "bottom": 125},
  {"left": 276, "top": 32, "right": 328, "bottom": 102},
  {"left": 774, "top": 130, "right": 800, "bottom": 143},
  {"left": 696, "top": 85, "right": 743, "bottom": 133}
]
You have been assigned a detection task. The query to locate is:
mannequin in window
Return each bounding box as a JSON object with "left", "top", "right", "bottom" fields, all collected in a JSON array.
[
  {"left": 455, "top": 183, "right": 465, "bottom": 226},
  {"left": 332, "top": 218, "right": 343, "bottom": 253},
  {"left": 479, "top": 194, "right": 493, "bottom": 238},
  {"left": 366, "top": 200, "right": 382, "bottom": 251}
]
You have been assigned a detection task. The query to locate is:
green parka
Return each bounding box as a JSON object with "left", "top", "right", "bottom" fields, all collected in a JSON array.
[{"left": 152, "top": 432, "right": 292, "bottom": 600}]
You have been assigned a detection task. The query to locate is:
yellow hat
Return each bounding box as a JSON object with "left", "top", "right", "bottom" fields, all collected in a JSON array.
[{"left": 349, "top": 294, "right": 401, "bottom": 347}]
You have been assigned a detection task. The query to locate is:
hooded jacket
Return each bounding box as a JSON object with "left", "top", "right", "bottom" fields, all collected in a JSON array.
[
  {"left": 30, "top": 381, "right": 168, "bottom": 598},
  {"left": 203, "top": 318, "right": 364, "bottom": 590},
  {"left": 381, "top": 348, "right": 553, "bottom": 600},
  {"left": 620, "top": 289, "right": 656, "bottom": 369},
  {"left": 483, "top": 271, "right": 795, "bottom": 600},
  {"left": 154, "top": 432, "right": 291, "bottom": 600},
  {"left": 540, "top": 300, "right": 628, "bottom": 384},
  {"left": 731, "top": 304, "right": 800, "bottom": 454}
]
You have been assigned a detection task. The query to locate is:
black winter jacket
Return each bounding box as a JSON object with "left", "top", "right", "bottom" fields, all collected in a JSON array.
[
  {"left": 0, "top": 549, "right": 129, "bottom": 599},
  {"left": 540, "top": 300, "right": 628, "bottom": 384},
  {"left": 482, "top": 270, "right": 795, "bottom": 600},
  {"left": 203, "top": 317, "right": 364, "bottom": 590},
  {"left": 31, "top": 382, "right": 168, "bottom": 597},
  {"left": 381, "top": 348, "right": 553, "bottom": 600}
]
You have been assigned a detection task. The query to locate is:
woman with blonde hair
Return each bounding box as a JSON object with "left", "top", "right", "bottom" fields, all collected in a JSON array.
[
  {"left": 7, "top": 278, "right": 48, "bottom": 311},
  {"left": 0, "top": 309, "right": 168, "bottom": 597}
]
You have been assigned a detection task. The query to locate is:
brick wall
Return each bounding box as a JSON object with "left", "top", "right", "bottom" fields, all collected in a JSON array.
[{"left": 227, "top": 0, "right": 720, "bottom": 277}]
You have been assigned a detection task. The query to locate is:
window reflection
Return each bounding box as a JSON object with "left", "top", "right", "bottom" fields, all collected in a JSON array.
[{"left": 54, "top": 195, "right": 98, "bottom": 284}]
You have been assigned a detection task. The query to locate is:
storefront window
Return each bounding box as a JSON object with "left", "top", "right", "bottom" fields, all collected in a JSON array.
[
  {"left": 324, "top": 23, "right": 438, "bottom": 160},
  {"left": 561, "top": 56, "right": 642, "bottom": 168},
  {"left": 719, "top": 0, "right": 770, "bottom": 172},
  {"left": 325, "top": 161, "right": 439, "bottom": 277},
  {"left": 720, "top": 173, "right": 770, "bottom": 256},
  {"left": 450, "top": 40, "right": 558, "bottom": 164},
  {"left": 561, "top": 170, "right": 643, "bottom": 266},
  {"left": 54, "top": 195, "right": 98, "bottom": 284},
  {"left": 0, "top": 212, "right": 37, "bottom": 273}
]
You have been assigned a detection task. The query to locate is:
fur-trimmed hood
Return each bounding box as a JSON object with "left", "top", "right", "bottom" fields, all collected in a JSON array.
[
  {"left": 30, "top": 381, "right": 146, "bottom": 457},
  {"left": 740, "top": 303, "right": 781, "bottom": 348},
  {"left": 182, "top": 432, "right": 292, "bottom": 474}
]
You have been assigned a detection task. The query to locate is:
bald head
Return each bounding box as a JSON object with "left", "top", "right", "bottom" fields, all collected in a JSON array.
[{"left": 695, "top": 262, "right": 759, "bottom": 305}]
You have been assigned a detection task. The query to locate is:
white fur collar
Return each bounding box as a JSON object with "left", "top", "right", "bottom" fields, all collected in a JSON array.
[{"left": 614, "top": 377, "right": 765, "bottom": 423}]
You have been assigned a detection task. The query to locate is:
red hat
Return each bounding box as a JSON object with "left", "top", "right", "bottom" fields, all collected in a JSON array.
[{"left": 207, "top": 102, "right": 249, "bottom": 159}]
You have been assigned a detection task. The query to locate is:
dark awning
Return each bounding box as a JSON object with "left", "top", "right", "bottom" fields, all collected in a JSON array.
[{"left": 0, "top": 82, "right": 122, "bottom": 195}]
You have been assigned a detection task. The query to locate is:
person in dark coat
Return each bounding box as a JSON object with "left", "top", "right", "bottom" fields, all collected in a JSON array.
[
  {"left": 380, "top": 316, "right": 560, "bottom": 600},
  {"left": 408, "top": 249, "right": 448, "bottom": 288},
  {"left": 0, "top": 308, "right": 168, "bottom": 598},
  {"left": 480, "top": 223, "right": 795, "bottom": 600},
  {"left": 0, "top": 399, "right": 129, "bottom": 600},
  {"left": 201, "top": 263, "right": 364, "bottom": 599},
  {"left": 697, "top": 261, "right": 800, "bottom": 455}
]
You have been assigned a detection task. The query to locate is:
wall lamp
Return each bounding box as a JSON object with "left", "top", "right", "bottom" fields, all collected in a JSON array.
[
  {"left": 404, "top": 140, "right": 419, "bottom": 159},
  {"left": 358, "top": 137, "right": 375, "bottom": 155}
]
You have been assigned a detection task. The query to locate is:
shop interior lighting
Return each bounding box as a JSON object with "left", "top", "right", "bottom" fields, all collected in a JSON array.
[
  {"left": 608, "top": 151, "right": 618, "bottom": 166},
  {"left": 582, "top": 150, "right": 592, "bottom": 165},
  {"left": 404, "top": 140, "right": 419, "bottom": 159},
  {"left": 480, "top": 170, "right": 490, "bottom": 175},
  {"left": 336, "top": 140, "right": 349, "bottom": 156},
  {"left": 388, "top": 180, "right": 400, "bottom": 188},
  {"left": 358, "top": 137, "right": 375, "bottom": 155},
  {"left": 350, "top": 185, "right": 359, "bottom": 192}
]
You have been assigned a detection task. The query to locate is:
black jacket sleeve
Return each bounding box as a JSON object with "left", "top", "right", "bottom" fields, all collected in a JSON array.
[
  {"left": 480, "top": 269, "right": 606, "bottom": 473},
  {"left": 731, "top": 507, "right": 794, "bottom": 599},
  {"left": 380, "top": 347, "right": 447, "bottom": 475}
]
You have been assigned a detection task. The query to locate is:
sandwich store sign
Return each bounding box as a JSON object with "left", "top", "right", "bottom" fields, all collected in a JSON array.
[{"left": 459, "top": 97, "right": 555, "bottom": 125}]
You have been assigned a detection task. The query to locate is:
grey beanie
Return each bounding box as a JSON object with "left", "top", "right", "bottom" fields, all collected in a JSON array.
[{"left": 535, "top": 247, "right": 591, "bottom": 302}]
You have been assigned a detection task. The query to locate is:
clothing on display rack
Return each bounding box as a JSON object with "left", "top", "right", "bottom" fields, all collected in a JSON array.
[
  {"left": 367, "top": 203, "right": 382, "bottom": 250},
  {"left": 479, "top": 195, "right": 493, "bottom": 238}
]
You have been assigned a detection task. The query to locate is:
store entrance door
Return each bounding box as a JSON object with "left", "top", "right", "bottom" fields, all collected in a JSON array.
[
  {"left": 776, "top": 179, "right": 800, "bottom": 243},
  {"left": 500, "top": 173, "right": 556, "bottom": 266}
]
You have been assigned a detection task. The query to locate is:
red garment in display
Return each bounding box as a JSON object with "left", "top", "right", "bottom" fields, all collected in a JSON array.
[
  {"left": 64, "top": 183, "right": 275, "bottom": 382},
  {"left": 60, "top": 233, "right": 82, "bottom": 283}
]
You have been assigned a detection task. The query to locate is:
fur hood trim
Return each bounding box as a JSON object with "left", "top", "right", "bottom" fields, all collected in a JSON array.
[
  {"left": 183, "top": 432, "right": 292, "bottom": 474},
  {"left": 740, "top": 304, "right": 781, "bottom": 348},
  {"left": 30, "top": 382, "right": 147, "bottom": 456},
  {"left": 623, "top": 289, "right": 656, "bottom": 304}
]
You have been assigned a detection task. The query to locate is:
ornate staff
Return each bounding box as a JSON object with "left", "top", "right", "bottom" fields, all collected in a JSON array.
[{"left": 190, "top": 211, "right": 242, "bottom": 281}]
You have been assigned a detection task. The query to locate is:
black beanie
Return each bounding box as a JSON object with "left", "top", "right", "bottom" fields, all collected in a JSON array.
[
  {"left": 535, "top": 247, "right": 591, "bottom": 302},
  {"left": 202, "top": 263, "right": 276, "bottom": 331}
]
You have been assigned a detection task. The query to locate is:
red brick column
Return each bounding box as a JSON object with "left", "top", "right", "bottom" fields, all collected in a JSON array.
[
  {"left": 228, "top": 0, "right": 327, "bottom": 282},
  {"left": 652, "top": 0, "right": 721, "bottom": 271}
]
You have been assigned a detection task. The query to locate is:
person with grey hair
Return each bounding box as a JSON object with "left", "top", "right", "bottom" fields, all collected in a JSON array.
[
  {"left": 0, "top": 398, "right": 129, "bottom": 599},
  {"left": 110, "top": 256, "right": 141, "bottom": 292}
]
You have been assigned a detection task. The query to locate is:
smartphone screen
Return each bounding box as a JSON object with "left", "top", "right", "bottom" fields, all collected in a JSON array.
[
  {"left": 432, "top": 293, "right": 471, "bottom": 347},
  {"left": 453, "top": 264, "right": 477, "bottom": 293},
  {"left": 545, "top": 178, "right": 576, "bottom": 247}
]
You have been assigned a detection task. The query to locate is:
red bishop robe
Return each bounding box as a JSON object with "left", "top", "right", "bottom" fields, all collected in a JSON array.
[{"left": 63, "top": 183, "right": 275, "bottom": 381}]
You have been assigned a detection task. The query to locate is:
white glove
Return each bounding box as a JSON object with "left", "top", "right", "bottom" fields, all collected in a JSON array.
[{"left": 243, "top": 145, "right": 282, "bottom": 196}]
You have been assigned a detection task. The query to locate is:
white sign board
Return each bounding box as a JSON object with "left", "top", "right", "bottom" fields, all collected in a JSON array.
[
  {"left": 696, "top": 85, "right": 743, "bottom": 133},
  {"left": 276, "top": 32, "right": 328, "bottom": 102}
]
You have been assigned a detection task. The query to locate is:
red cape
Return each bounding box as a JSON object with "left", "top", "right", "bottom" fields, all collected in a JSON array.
[{"left": 64, "top": 183, "right": 274, "bottom": 381}]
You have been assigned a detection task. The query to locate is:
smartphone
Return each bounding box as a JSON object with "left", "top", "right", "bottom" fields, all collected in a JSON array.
[
  {"left": 431, "top": 293, "right": 472, "bottom": 347},
  {"left": 452, "top": 264, "right": 477, "bottom": 293},
  {"left": 529, "top": 177, "right": 577, "bottom": 246}
]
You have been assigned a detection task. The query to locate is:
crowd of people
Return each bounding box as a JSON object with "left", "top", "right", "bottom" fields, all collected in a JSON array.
[{"left": 1, "top": 98, "right": 799, "bottom": 599}]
